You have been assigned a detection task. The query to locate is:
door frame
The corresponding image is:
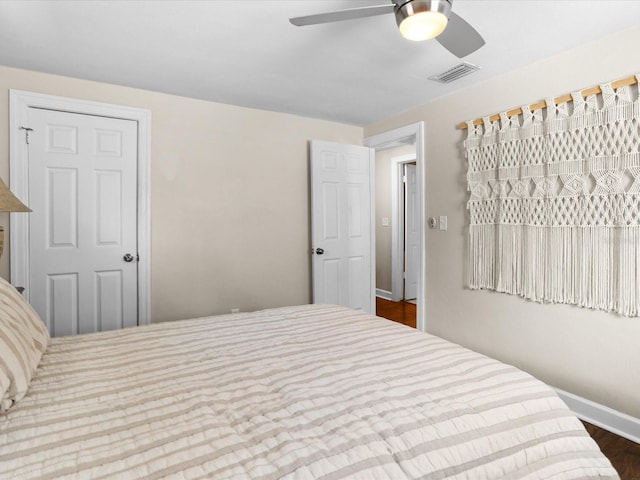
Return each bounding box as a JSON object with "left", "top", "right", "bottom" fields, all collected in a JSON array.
[
  {"left": 9, "top": 90, "right": 152, "bottom": 326},
  {"left": 391, "top": 154, "right": 417, "bottom": 302},
  {"left": 364, "top": 122, "right": 426, "bottom": 332}
]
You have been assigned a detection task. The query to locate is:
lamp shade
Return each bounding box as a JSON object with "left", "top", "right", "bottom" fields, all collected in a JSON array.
[{"left": 0, "top": 178, "right": 30, "bottom": 212}]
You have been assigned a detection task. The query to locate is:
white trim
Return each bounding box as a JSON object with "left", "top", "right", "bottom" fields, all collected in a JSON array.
[
  {"left": 554, "top": 387, "right": 640, "bottom": 444},
  {"left": 368, "top": 148, "right": 376, "bottom": 315},
  {"left": 391, "top": 153, "right": 417, "bottom": 303},
  {"left": 9, "top": 89, "right": 152, "bottom": 326},
  {"left": 375, "top": 288, "right": 393, "bottom": 301},
  {"left": 365, "top": 122, "right": 426, "bottom": 332}
]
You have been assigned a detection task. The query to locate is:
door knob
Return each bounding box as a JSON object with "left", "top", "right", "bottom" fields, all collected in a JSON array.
[
  {"left": 315, "top": 248, "right": 324, "bottom": 255},
  {"left": 123, "top": 253, "right": 135, "bottom": 262}
]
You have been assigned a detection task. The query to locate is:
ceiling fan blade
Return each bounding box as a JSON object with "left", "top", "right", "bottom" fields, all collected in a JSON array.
[
  {"left": 436, "top": 11, "right": 485, "bottom": 58},
  {"left": 289, "top": 4, "right": 395, "bottom": 27}
]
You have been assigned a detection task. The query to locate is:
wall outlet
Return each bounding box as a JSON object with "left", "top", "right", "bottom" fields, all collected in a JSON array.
[
  {"left": 231, "top": 308, "right": 240, "bottom": 314},
  {"left": 439, "top": 215, "right": 448, "bottom": 231}
]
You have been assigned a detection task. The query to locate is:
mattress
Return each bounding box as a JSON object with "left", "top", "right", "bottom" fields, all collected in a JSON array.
[{"left": 0, "top": 304, "right": 618, "bottom": 479}]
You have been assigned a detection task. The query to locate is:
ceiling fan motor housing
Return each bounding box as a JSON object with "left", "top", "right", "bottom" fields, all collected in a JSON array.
[{"left": 394, "top": 0, "right": 453, "bottom": 27}]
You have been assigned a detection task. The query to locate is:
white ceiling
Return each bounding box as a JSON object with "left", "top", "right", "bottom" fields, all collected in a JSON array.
[{"left": 1, "top": 1, "right": 639, "bottom": 126}]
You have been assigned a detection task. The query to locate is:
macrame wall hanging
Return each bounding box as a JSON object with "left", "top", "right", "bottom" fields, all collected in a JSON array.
[{"left": 463, "top": 74, "right": 640, "bottom": 316}]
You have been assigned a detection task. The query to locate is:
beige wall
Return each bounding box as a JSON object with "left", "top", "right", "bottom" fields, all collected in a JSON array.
[
  {"left": 375, "top": 144, "right": 416, "bottom": 293},
  {"left": 0, "top": 65, "right": 362, "bottom": 322},
  {"left": 365, "top": 24, "right": 640, "bottom": 419}
]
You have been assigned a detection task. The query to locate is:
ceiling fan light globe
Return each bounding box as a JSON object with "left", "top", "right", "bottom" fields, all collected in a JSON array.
[
  {"left": 399, "top": 11, "right": 448, "bottom": 41},
  {"left": 395, "top": 0, "right": 452, "bottom": 41}
]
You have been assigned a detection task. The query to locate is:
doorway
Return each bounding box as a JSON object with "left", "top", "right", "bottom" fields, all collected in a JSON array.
[
  {"left": 364, "top": 122, "right": 426, "bottom": 332},
  {"left": 9, "top": 90, "right": 152, "bottom": 333}
]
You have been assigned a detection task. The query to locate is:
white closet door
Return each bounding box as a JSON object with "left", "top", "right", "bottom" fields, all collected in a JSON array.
[{"left": 28, "top": 108, "right": 139, "bottom": 336}]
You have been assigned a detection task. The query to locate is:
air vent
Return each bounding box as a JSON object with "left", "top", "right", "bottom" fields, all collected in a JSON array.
[{"left": 429, "top": 62, "right": 480, "bottom": 84}]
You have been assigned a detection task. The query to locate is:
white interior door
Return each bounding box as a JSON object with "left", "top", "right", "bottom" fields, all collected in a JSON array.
[
  {"left": 27, "top": 107, "right": 139, "bottom": 336},
  {"left": 404, "top": 163, "right": 418, "bottom": 300},
  {"left": 311, "top": 140, "right": 374, "bottom": 313}
]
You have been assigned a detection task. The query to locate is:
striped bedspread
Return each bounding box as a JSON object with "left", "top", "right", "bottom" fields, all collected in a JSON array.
[{"left": 1, "top": 304, "right": 617, "bottom": 479}]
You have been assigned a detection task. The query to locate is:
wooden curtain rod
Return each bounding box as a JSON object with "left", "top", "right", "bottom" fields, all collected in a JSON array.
[{"left": 458, "top": 74, "right": 638, "bottom": 130}]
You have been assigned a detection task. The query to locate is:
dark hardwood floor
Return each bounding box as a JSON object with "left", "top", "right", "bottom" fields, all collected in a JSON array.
[
  {"left": 583, "top": 421, "right": 640, "bottom": 480},
  {"left": 376, "top": 297, "right": 640, "bottom": 479},
  {"left": 376, "top": 297, "right": 416, "bottom": 328}
]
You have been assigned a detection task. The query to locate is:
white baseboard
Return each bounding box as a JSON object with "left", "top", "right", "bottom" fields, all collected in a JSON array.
[
  {"left": 553, "top": 387, "right": 640, "bottom": 444},
  {"left": 376, "top": 289, "right": 393, "bottom": 301}
]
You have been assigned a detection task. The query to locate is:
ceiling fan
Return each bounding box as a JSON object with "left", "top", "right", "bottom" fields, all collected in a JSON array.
[{"left": 289, "top": 0, "right": 485, "bottom": 58}]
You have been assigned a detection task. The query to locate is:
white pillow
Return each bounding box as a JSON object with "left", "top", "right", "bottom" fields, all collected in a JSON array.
[{"left": 0, "top": 276, "right": 49, "bottom": 411}]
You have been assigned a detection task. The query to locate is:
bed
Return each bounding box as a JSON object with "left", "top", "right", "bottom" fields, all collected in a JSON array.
[{"left": 0, "top": 279, "right": 618, "bottom": 479}]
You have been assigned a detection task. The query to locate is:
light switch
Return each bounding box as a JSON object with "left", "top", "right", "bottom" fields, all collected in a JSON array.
[
  {"left": 382, "top": 217, "right": 389, "bottom": 227},
  {"left": 439, "top": 215, "right": 448, "bottom": 231}
]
